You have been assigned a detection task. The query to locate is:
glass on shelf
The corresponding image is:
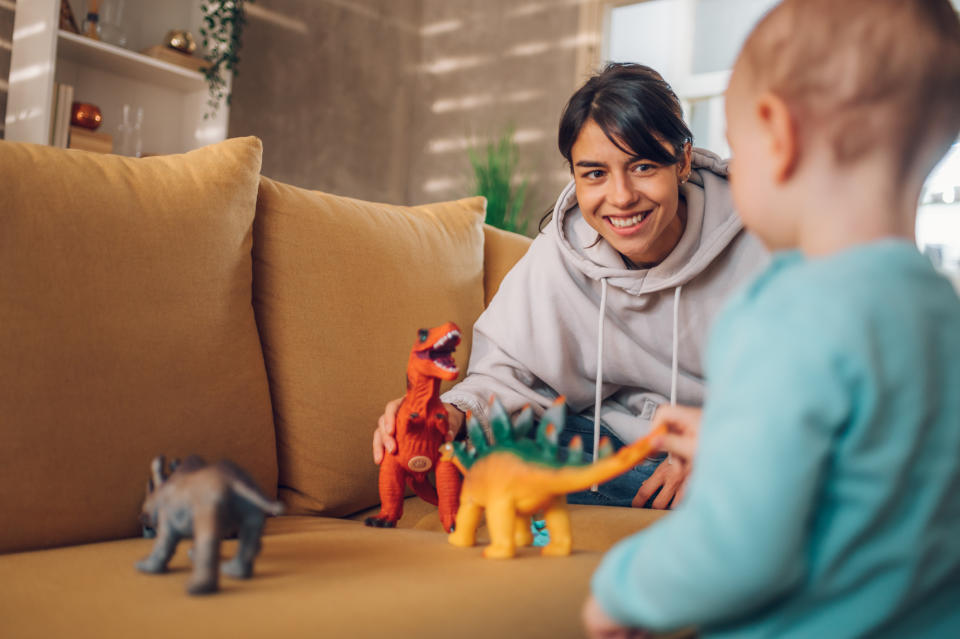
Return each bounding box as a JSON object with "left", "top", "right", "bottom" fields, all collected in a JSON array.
[
  {"left": 99, "top": 0, "right": 128, "bottom": 48},
  {"left": 117, "top": 104, "right": 143, "bottom": 157}
]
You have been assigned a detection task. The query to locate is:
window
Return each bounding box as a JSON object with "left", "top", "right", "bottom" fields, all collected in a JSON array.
[{"left": 604, "top": 0, "right": 960, "bottom": 279}]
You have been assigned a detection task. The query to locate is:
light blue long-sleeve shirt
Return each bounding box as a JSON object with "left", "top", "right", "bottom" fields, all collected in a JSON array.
[{"left": 592, "top": 241, "right": 960, "bottom": 638}]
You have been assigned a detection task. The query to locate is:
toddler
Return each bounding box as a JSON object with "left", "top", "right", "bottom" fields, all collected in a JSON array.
[{"left": 584, "top": 0, "right": 960, "bottom": 637}]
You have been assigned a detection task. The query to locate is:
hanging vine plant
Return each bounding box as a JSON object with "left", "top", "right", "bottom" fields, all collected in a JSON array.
[{"left": 199, "top": 0, "right": 254, "bottom": 119}]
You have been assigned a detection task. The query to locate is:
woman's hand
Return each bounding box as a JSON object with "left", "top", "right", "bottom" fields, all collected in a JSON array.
[
  {"left": 631, "top": 405, "right": 702, "bottom": 508},
  {"left": 583, "top": 595, "right": 651, "bottom": 639},
  {"left": 371, "top": 399, "right": 465, "bottom": 464},
  {"left": 631, "top": 455, "right": 690, "bottom": 509}
]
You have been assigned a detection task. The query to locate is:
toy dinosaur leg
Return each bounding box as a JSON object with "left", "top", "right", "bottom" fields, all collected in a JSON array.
[
  {"left": 483, "top": 498, "right": 518, "bottom": 559},
  {"left": 221, "top": 514, "right": 264, "bottom": 579},
  {"left": 135, "top": 516, "right": 180, "bottom": 574},
  {"left": 540, "top": 499, "right": 573, "bottom": 557},
  {"left": 187, "top": 504, "right": 222, "bottom": 595},
  {"left": 514, "top": 514, "right": 533, "bottom": 547},
  {"left": 365, "top": 454, "right": 405, "bottom": 528},
  {"left": 448, "top": 499, "right": 481, "bottom": 548},
  {"left": 410, "top": 477, "right": 439, "bottom": 506},
  {"left": 435, "top": 458, "right": 462, "bottom": 533}
]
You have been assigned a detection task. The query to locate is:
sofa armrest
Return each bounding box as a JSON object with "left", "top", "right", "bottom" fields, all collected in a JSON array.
[{"left": 482, "top": 224, "right": 532, "bottom": 307}]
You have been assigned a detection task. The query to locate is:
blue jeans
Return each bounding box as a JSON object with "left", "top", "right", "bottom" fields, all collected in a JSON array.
[{"left": 559, "top": 413, "right": 664, "bottom": 508}]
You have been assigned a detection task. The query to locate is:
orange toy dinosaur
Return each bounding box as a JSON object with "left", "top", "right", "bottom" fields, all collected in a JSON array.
[{"left": 365, "top": 322, "right": 463, "bottom": 532}]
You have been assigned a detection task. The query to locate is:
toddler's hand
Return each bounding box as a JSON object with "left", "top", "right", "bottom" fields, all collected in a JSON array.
[
  {"left": 583, "top": 595, "right": 651, "bottom": 639},
  {"left": 650, "top": 404, "right": 702, "bottom": 466}
]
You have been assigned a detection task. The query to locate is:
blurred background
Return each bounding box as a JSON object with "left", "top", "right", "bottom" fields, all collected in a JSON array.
[{"left": 2, "top": 0, "right": 957, "bottom": 279}]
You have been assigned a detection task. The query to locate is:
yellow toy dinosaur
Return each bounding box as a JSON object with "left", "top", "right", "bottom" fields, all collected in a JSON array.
[{"left": 442, "top": 396, "right": 665, "bottom": 559}]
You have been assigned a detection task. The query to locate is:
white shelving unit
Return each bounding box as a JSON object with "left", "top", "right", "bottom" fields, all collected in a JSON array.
[
  {"left": 5, "top": 0, "right": 227, "bottom": 155},
  {"left": 57, "top": 30, "right": 206, "bottom": 93}
]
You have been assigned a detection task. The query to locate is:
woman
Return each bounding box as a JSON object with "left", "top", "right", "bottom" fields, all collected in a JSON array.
[{"left": 373, "top": 63, "right": 767, "bottom": 508}]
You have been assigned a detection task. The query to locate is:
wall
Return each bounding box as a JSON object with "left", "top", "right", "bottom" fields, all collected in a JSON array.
[
  {"left": 0, "top": 0, "right": 14, "bottom": 139},
  {"left": 229, "top": 0, "right": 601, "bottom": 232},
  {"left": 228, "top": 0, "right": 422, "bottom": 205},
  {"left": 408, "top": 0, "right": 590, "bottom": 231}
]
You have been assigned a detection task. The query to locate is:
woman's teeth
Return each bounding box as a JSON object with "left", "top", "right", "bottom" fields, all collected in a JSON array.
[{"left": 608, "top": 212, "right": 649, "bottom": 228}]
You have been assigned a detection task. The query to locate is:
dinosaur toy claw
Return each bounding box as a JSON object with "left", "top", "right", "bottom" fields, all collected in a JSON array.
[{"left": 364, "top": 516, "right": 397, "bottom": 528}]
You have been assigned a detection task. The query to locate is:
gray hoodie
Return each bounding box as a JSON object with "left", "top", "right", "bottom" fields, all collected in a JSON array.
[{"left": 442, "top": 149, "right": 768, "bottom": 445}]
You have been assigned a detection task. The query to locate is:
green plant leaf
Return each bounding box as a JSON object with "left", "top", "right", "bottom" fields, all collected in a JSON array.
[{"left": 468, "top": 126, "right": 529, "bottom": 234}]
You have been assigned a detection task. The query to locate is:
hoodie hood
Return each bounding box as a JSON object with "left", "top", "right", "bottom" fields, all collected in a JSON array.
[{"left": 552, "top": 148, "right": 743, "bottom": 295}]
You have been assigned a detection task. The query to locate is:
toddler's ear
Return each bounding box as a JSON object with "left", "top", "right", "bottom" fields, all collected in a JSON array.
[{"left": 756, "top": 91, "right": 798, "bottom": 183}]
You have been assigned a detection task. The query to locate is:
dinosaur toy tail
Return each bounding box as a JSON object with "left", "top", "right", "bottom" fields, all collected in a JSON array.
[
  {"left": 553, "top": 424, "right": 667, "bottom": 495},
  {"left": 231, "top": 480, "right": 285, "bottom": 516}
]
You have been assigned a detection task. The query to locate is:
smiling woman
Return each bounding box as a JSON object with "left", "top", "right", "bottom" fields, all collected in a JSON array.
[
  {"left": 561, "top": 65, "right": 693, "bottom": 267},
  {"left": 374, "top": 62, "right": 769, "bottom": 512}
]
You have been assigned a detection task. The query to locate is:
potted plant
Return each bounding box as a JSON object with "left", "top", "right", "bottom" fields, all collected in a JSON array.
[
  {"left": 199, "top": 0, "right": 253, "bottom": 118},
  {"left": 468, "top": 127, "right": 529, "bottom": 235}
]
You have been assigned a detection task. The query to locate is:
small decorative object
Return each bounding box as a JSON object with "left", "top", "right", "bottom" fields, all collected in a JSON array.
[
  {"left": 70, "top": 102, "right": 102, "bottom": 130},
  {"left": 365, "top": 322, "right": 463, "bottom": 533},
  {"left": 164, "top": 29, "right": 197, "bottom": 55},
  {"left": 199, "top": 0, "right": 254, "bottom": 118},
  {"left": 83, "top": 0, "right": 101, "bottom": 40},
  {"left": 59, "top": 0, "right": 80, "bottom": 34},
  {"left": 444, "top": 396, "right": 666, "bottom": 558},
  {"left": 136, "top": 455, "right": 284, "bottom": 595}
]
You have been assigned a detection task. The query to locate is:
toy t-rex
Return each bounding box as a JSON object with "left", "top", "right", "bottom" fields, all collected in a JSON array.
[
  {"left": 365, "top": 322, "right": 463, "bottom": 532},
  {"left": 136, "top": 455, "right": 284, "bottom": 595},
  {"left": 443, "top": 396, "right": 666, "bottom": 559}
]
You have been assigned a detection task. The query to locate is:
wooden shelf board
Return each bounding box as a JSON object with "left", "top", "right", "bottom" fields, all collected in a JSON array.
[{"left": 56, "top": 30, "right": 206, "bottom": 93}]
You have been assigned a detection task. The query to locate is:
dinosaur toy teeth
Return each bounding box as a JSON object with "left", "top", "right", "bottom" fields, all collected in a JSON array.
[{"left": 424, "top": 329, "right": 461, "bottom": 354}]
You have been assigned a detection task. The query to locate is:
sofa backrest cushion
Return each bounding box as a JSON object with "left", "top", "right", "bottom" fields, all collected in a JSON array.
[
  {"left": 0, "top": 138, "right": 278, "bottom": 554},
  {"left": 253, "top": 177, "right": 486, "bottom": 517},
  {"left": 482, "top": 224, "right": 533, "bottom": 307}
]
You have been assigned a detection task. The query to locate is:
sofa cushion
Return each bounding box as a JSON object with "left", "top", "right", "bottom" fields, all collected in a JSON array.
[
  {"left": 482, "top": 224, "right": 532, "bottom": 306},
  {"left": 0, "top": 510, "right": 663, "bottom": 638},
  {"left": 350, "top": 498, "right": 668, "bottom": 552},
  {"left": 253, "top": 178, "right": 486, "bottom": 517},
  {"left": 0, "top": 138, "right": 277, "bottom": 554}
]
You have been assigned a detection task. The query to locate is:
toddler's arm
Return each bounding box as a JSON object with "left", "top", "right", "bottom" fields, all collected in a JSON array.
[{"left": 590, "top": 309, "right": 851, "bottom": 633}]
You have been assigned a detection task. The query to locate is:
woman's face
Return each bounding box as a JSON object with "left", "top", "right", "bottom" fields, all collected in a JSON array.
[{"left": 571, "top": 119, "right": 691, "bottom": 266}]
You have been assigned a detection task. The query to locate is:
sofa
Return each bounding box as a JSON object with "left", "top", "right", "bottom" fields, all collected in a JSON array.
[{"left": 0, "top": 137, "right": 669, "bottom": 638}]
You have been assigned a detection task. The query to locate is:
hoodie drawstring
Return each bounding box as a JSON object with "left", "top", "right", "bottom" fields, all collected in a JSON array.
[
  {"left": 591, "top": 277, "right": 609, "bottom": 492},
  {"left": 590, "top": 282, "right": 683, "bottom": 490},
  {"left": 671, "top": 285, "right": 683, "bottom": 406},
  {"left": 666, "top": 285, "right": 683, "bottom": 467}
]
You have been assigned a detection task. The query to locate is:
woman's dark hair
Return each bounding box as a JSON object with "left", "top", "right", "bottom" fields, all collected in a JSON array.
[
  {"left": 540, "top": 63, "right": 693, "bottom": 232},
  {"left": 559, "top": 62, "right": 692, "bottom": 167}
]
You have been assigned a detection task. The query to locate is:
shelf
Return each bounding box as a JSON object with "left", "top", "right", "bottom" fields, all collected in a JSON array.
[{"left": 56, "top": 30, "right": 206, "bottom": 93}]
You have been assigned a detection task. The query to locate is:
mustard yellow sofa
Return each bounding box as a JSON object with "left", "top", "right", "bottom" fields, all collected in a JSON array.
[{"left": 0, "top": 137, "right": 665, "bottom": 639}]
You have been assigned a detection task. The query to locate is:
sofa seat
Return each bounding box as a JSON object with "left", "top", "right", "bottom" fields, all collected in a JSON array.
[{"left": 0, "top": 507, "right": 666, "bottom": 639}]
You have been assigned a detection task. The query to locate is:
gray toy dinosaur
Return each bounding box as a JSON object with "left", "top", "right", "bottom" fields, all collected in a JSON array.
[{"left": 135, "top": 455, "right": 283, "bottom": 595}]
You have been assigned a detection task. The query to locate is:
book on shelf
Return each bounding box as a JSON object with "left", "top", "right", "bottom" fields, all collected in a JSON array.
[
  {"left": 68, "top": 126, "right": 113, "bottom": 154},
  {"left": 141, "top": 46, "right": 207, "bottom": 74},
  {"left": 49, "top": 83, "right": 74, "bottom": 148}
]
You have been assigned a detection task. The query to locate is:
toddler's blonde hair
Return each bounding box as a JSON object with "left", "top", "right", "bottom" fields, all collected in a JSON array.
[{"left": 739, "top": 0, "right": 960, "bottom": 175}]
